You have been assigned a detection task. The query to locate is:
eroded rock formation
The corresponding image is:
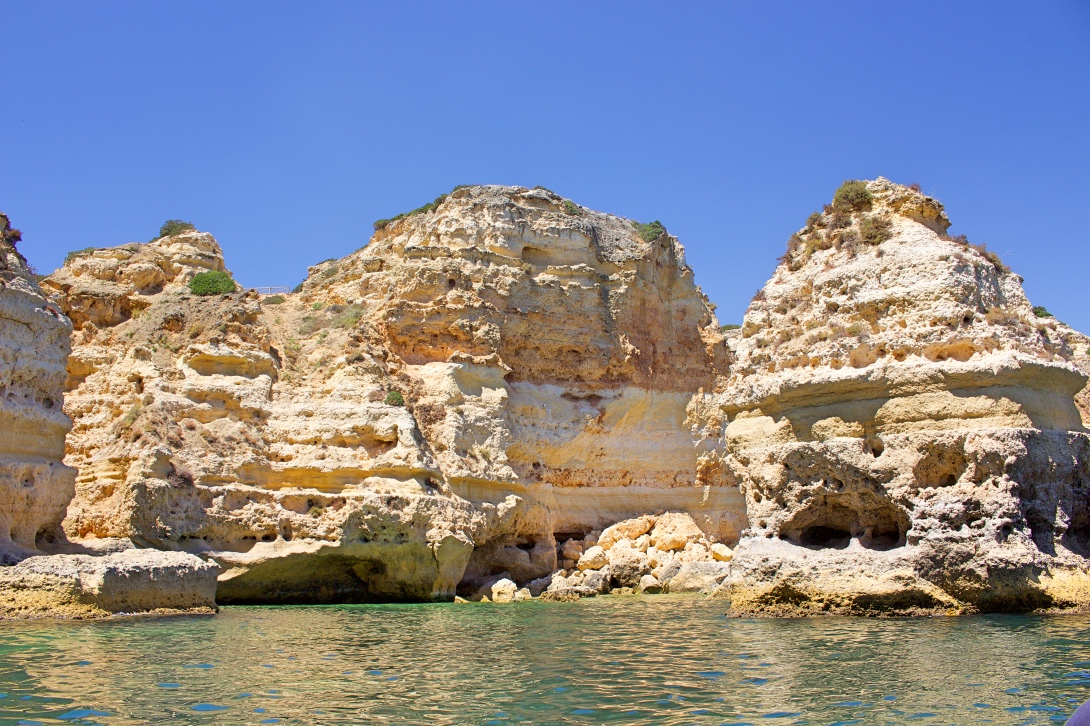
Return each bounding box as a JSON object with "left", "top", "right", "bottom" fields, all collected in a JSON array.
[
  {"left": 35, "top": 180, "right": 1090, "bottom": 613},
  {"left": 1, "top": 214, "right": 217, "bottom": 619},
  {"left": 706, "top": 179, "right": 1090, "bottom": 614},
  {"left": 0, "top": 212, "right": 74, "bottom": 563},
  {"left": 47, "top": 187, "right": 741, "bottom": 603}
]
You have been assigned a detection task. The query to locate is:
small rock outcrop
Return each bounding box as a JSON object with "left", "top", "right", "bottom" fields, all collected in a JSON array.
[
  {"left": 46, "top": 188, "right": 741, "bottom": 604},
  {"left": 0, "top": 548, "right": 218, "bottom": 619},
  {"left": 705, "top": 179, "right": 1090, "bottom": 614},
  {"left": 0, "top": 214, "right": 216, "bottom": 618}
]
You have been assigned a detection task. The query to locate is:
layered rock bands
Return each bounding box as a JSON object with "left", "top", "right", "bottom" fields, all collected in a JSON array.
[
  {"left": 0, "top": 213, "right": 217, "bottom": 619},
  {"left": 10, "top": 179, "right": 1089, "bottom": 615}
]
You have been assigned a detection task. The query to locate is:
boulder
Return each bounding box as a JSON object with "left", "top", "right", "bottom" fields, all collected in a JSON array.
[
  {"left": 598, "top": 516, "right": 654, "bottom": 550},
  {"left": 540, "top": 586, "right": 596, "bottom": 602},
  {"left": 0, "top": 549, "right": 219, "bottom": 619},
  {"left": 637, "top": 574, "right": 662, "bottom": 594},
  {"left": 582, "top": 567, "right": 612, "bottom": 594},
  {"left": 489, "top": 578, "right": 518, "bottom": 603},
  {"left": 667, "top": 561, "right": 731, "bottom": 594},
  {"left": 711, "top": 543, "right": 733, "bottom": 562},
  {"left": 608, "top": 544, "right": 651, "bottom": 587},
  {"left": 577, "top": 545, "right": 608, "bottom": 571},
  {"left": 650, "top": 512, "right": 704, "bottom": 552}
]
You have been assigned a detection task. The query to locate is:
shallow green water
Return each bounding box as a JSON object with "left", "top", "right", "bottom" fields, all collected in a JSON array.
[{"left": 1, "top": 597, "right": 1089, "bottom": 725}]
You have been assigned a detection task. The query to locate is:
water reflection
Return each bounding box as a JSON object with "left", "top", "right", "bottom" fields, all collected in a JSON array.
[{"left": 0, "top": 596, "right": 1088, "bottom": 724}]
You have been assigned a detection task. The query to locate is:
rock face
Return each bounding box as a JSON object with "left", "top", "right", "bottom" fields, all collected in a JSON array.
[
  {"left": 0, "top": 213, "right": 76, "bottom": 563},
  {"left": 39, "top": 180, "right": 1090, "bottom": 613},
  {"left": 47, "top": 187, "right": 743, "bottom": 603},
  {"left": 706, "top": 179, "right": 1090, "bottom": 614},
  {"left": 0, "top": 214, "right": 216, "bottom": 619}
]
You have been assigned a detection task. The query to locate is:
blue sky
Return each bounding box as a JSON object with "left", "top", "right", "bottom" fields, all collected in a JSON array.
[{"left": 2, "top": 2, "right": 1088, "bottom": 330}]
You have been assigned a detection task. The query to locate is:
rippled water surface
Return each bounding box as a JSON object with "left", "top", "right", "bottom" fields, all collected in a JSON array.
[{"left": 2, "top": 597, "right": 1090, "bottom": 725}]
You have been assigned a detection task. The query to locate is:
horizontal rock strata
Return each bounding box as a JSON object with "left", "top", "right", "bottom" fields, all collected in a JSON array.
[
  {"left": 47, "top": 188, "right": 741, "bottom": 603},
  {"left": 0, "top": 214, "right": 215, "bottom": 619},
  {"left": 705, "top": 179, "right": 1090, "bottom": 614}
]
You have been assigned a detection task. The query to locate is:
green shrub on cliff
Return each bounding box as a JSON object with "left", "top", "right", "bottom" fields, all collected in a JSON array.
[
  {"left": 159, "top": 220, "right": 195, "bottom": 238},
  {"left": 859, "top": 215, "right": 892, "bottom": 245},
  {"left": 1033, "top": 306, "right": 1053, "bottom": 318},
  {"left": 188, "top": 270, "right": 236, "bottom": 296},
  {"left": 832, "top": 180, "right": 872, "bottom": 212},
  {"left": 64, "top": 247, "right": 98, "bottom": 264},
  {"left": 634, "top": 220, "right": 667, "bottom": 242},
  {"left": 384, "top": 390, "right": 405, "bottom": 406}
]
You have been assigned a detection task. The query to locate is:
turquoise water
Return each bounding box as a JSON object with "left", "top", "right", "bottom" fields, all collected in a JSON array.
[{"left": 1, "top": 597, "right": 1089, "bottom": 725}]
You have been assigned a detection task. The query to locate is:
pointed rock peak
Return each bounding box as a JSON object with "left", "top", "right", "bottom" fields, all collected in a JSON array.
[{"left": 728, "top": 178, "right": 1081, "bottom": 396}]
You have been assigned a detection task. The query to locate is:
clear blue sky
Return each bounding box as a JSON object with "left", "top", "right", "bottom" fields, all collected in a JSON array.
[{"left": 2, "top": 2, "right": 1088, "bottom": 330}]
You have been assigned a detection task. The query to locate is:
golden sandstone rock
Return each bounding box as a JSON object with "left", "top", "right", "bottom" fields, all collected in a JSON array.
[
  {"left": 0, "top": 214, "right": 216, "bottom": 619},
  {"left": 5, "top": 179, "right": 1087, "bottom": 616}
]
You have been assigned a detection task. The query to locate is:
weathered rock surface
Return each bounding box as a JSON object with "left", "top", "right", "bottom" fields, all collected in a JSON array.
[
  {"left": 704, "top": 179, "right": 1090, "bottom": 614},
  {"left": 0, "top": 213, "right": 75, "bottom": 564},
  {"left": 0, "top": 215, "right": 215, "bottom": 618},
  {"left": 33, "top": 180, "right": 1090, "bottom": 613},
  {"left": 46, "top": 188, "right": 741, "bottom": 603},
  {"left": 0, "top": 549, "right": 219, "bottom": 619}
]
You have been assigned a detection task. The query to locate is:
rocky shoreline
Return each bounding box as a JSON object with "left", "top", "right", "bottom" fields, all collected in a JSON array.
[{"left": 2, "top": 180, "right": 1088, "bottom": 618}]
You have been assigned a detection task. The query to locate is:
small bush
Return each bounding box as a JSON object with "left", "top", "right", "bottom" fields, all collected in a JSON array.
[
  {"left": 188, "top": 270, "right": 236, "bottom": 296},
  {"left": 159, "top": 220, "right": 195, "bottom": 238},
  {"left": 1033, "top": 306, "right": 1053, "bottom": 318},
  {"left": 805, "top": 212, "right": 824, "bottom": 229},
  {"left": 634, "top": 220, "right": 667, "bottom": 242},
  {"left": 331, "top": 304, "right": 364, "bottom": 329},
  {"left": 859, "top": 215, "right": 892, "bottom": 245},
  {"left": 64, "top": 246, "right": 98, "bottom": 264},
  {"left": 322, "top": 265, "right": 338, "bottom": 278},
  {"left": 263, "top": 295, "right": 286, "bottom": 305},
  {"left": 311, "top": 301, "right": 324, "bottom": 311},
  {"left": 828, "top": 210, "right": 853, "bottom": 230},
  {"left": 563, "top": 199, "right": 583, "bottom": 216},
  {"left": 308, "top": 505, "right": 325, "bottom": 518},
  {"left": 970, "top": 242, "right": 1009, "bottom": 273},
  {"left": 720, "top": 324, "right": 741, "bottom": 331},
  {"left": 908, "top": 183, "right": 922, "bottom": 192},
  {"left": 986, "top": 307, "right": 1019, "bottom": 326},
  {"left": 292, "top": 281, "right": 304, "bottom": 293},
  {"left": 299, "top": 315, "right": 326, "bottom": 335},
  {"left": 384, "top": 390, "right": 405, "bottom": 406},
  {"left": 832, "top": 180, "right": 872, "bottom": 212}
]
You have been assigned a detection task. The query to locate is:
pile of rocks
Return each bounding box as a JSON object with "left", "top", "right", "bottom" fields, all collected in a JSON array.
[{"left": 539, "top": 513, "right": 732, "bottom": 601}]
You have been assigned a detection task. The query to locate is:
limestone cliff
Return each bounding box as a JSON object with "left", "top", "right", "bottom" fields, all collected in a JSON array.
[
  {"left": 0, "top": 214, "right": 217, "bottom": 619},
  {"left": 0, "top": 212, "right": 75, "bottom": 563},
  {"left": 42, "top": 180, "right": 1090, "bottom": 613},
  {"left": 706, "top": 179, "right": 1090, "bottom": 614},
  {"left": 48, "top": 187, "right": 741, "bottom": 603}
]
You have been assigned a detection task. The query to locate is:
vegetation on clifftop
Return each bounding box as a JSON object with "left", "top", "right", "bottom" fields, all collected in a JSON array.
[
  {"left": 188, "top": 270, "right": 237, "bottom": 296},
  {"left": 159, "top": 220, "right": 195, "bottom": 238}
]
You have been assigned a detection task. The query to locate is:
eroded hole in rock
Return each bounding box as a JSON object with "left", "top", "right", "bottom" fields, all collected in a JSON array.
[
  {"left": 864, "top": 436, "right": 884, "bottom": 458},
  {"left": 781, "top": 493, "right": 908, "bottom": 551},
  {"left": 912, "top": 445, "right": 968, "bottom": 489},
  {"left": 800, "top": 526, "right": 851, "bottom": 549},
  {"left": 521, "top": 246, "right": 551, "bottom": 266}
]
